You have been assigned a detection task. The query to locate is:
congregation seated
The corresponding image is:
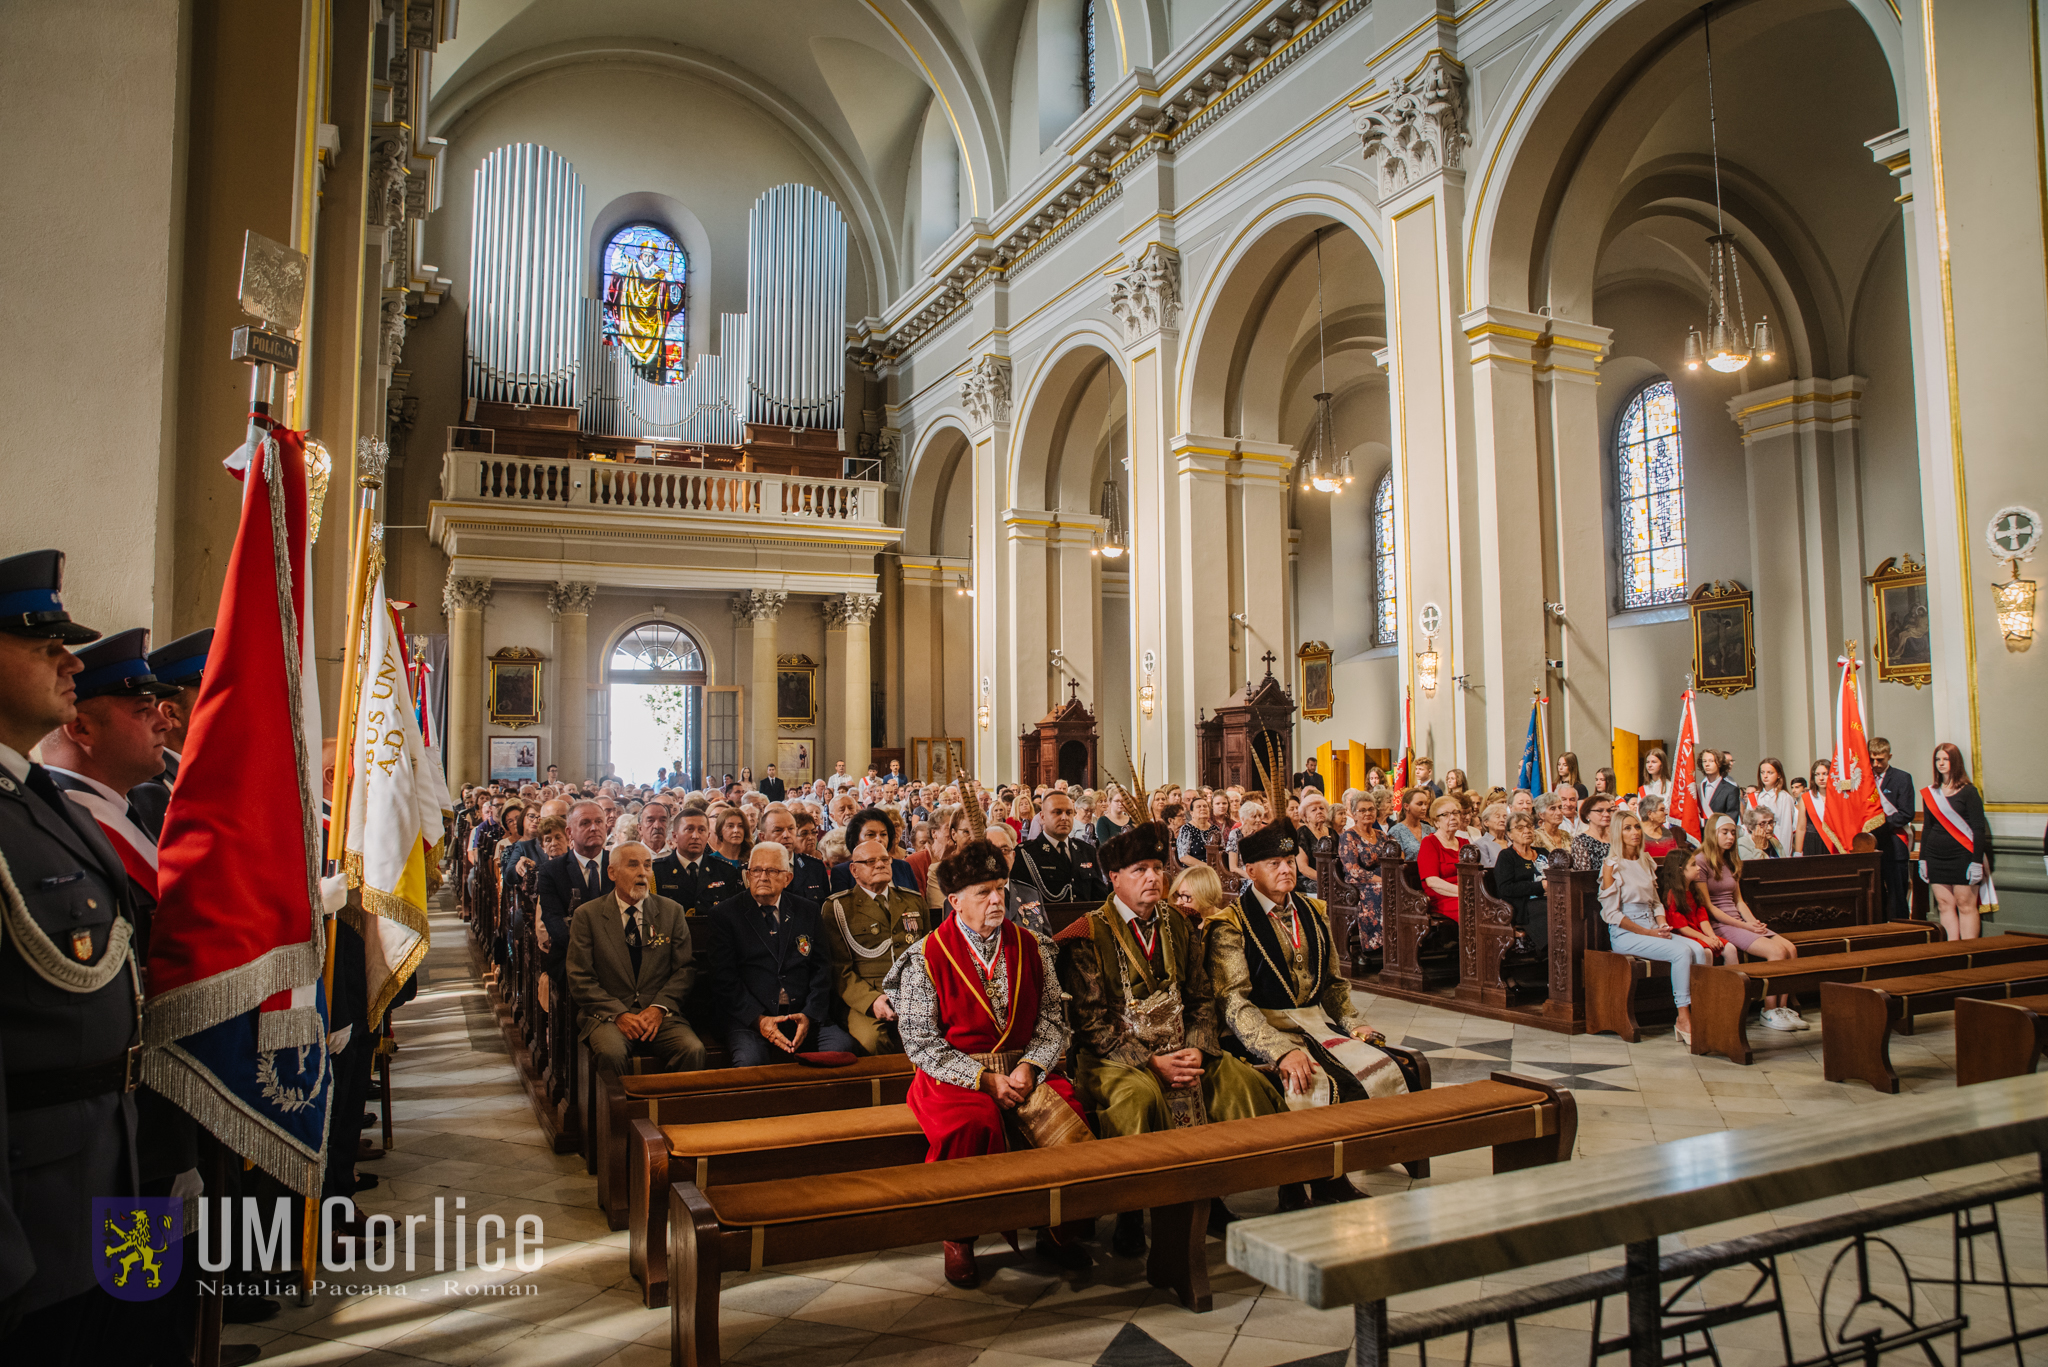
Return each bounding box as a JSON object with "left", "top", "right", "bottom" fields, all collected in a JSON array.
[
  {"left": 1690, "top": 814, "right": 1806, "bottom": 1031},
  {"left": 1490, "top": 813, "right": 1549, "bottom": 950},
  {"left": 651, "top": 806, "right": 739, "bottom": 914},
  {"left": 1598, "top": 812, "right": 1709, "bottom": 1043},
  {"left": 539, "top": 799, "right": 614, "bottom": 987},
  {"left": 822, "top": 838, "right": 925, "bottom": 1054},
  {"left": 881, "top": 837, "right": 1092, "bottom": 1287},
  {"left": 705, "top": 840, "right": 859, "bottom": 1065},
  {"left": 569, "top": 841, "right": 707, "bottom": 1077},
  {"left": 1737, "top": 805, "right": 1785, "bottom": 860},
  {"left": 827, "top": 806, "right": 921, "bottom": 894}
]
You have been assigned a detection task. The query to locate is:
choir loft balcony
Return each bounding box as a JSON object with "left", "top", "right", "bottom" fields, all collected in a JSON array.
[{"left": 428, "top": 446, "right": 900, "bottom": 595}]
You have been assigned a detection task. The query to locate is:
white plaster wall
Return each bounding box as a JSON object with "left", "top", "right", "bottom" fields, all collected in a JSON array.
[{"left": 0, "top": 0, "right": 186, "bottom": 635}]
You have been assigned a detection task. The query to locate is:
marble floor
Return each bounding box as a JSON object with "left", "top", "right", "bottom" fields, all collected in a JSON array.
[{"left": 222, "top": 904, "right": 2047, "bottom": 1367}]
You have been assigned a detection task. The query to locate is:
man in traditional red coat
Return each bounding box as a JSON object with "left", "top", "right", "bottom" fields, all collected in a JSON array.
[{"left": 882, "top": 838, "right": 1092, "bottom": 1288}]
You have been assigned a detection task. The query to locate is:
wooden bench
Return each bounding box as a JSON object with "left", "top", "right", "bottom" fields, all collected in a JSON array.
[
  {"left": 1455, "top": 858, "right": 1546, "bottom": 1011},
  {"left": 593, "top": 1055, "right": 916, "bottom": 1229},
  {"left": 1585, "top": 921, "right": 1943, "bottom": 1042},
  {"left": 1955, "top": 994, "right": 2048, "bottom": 1087},
  {"left": 665, "top": 1074, "right": 1577, "bottom": 1367},
  {"left": 1689, "top": 933, "right": 2048, "bottom": 1064},
  {"left": 1823, "top": 966, "right": 2048, "bottom": 1092}
]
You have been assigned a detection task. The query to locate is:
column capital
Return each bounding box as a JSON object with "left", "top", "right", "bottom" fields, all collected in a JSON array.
[
  {"left": 1865, "top": 127, "right": 1913, "bottom": 204},
  {"left": 1355, "top": 53, "right": 1471, "bottom": 204},
  {"left": 821, "top": 592, "right": 881, "bottom": 629},
  {"left": 729, "top": 589, "right": 787, "bottom": 624},
  {"left": 1168, "top": 433, "right": 1233, "bottom": 480},
  {"left": 1110, "top": 243, "right": 1182, "bottom": 341},
  {"left": 546, "top": 581, "right": 597, "bottom": 616},
  {"left": 960, "top": 354, "right": 1012, "bottom": 429},
  {"left": 442, "top": 572, "right": 493, "bottom": 613},
  {"left": 1726, "top": 376, "right": 1867, "bottom": 446}
]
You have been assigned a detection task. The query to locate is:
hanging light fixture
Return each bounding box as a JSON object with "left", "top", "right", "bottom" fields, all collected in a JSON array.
[
  {"left": 1684, "top": 7, "right": 1773, "bottom": 376},
  {"left": 1416, "top": 634, "right": 1441, "bottom": 698},
  {"left": 1094, "top": 473, "right": 1128, "bottom": 558},
  {"left": 1297, "top": 229, "right": 1353, "bottom": 494}
]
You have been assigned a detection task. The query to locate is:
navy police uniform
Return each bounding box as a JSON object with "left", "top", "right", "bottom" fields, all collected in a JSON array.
[
  {"left": 127, "top": 628, "right": 210, "bottom": 838},
  {"left": 1013, "top": 829, "right": 1108, "bottom": 905},
  {"left": 651, "top": 848, "right": 738, "bottom": 915}
]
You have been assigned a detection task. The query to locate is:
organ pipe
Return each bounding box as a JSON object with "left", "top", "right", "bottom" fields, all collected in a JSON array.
[
  {"left": 745, "top": 183, "right": 847, "bottom": 431},
  {"left": 465, "top": 143, "right": 584, "bottom": 408}
]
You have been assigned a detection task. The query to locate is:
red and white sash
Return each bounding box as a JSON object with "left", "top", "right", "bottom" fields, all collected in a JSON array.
[
  {"left": 56, "top": 784, "right": 161, "bottom": 899},
  {"left": 1921, "top": 786, "right": 1975, "bottom": 854},
  {"left": 1802, "top": 790, "right": 1846, "bottom": 854}
]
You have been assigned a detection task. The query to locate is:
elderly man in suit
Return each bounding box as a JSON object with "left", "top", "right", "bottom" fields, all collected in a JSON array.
[
  {"left": 707, "top": 840, "right": 858, "bottom": 1066},
  {"left": 569, "top": 842, "right": 705, "bottom": 1076}
]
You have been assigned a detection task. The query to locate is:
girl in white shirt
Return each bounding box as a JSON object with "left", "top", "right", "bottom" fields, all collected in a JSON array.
[
  {"left": 1638, "top": 747, "right": 1673, "bottom": 808},
  {"left": 1753, "top": 758, "right": 1799, "bottom": 849}
]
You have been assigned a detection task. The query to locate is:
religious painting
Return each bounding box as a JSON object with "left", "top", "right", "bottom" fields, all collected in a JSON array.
[
  {"left": 776, "top": 654, "right": 818, "bottom": 728},
  {"left": 1688, "top": 581, "right": 1754, "bottom": 698},
  {"left": 602, "top": 224, "right": 688, "bottom": 385},
  {"left": 489, "top": 736, "right": 537, "bottom": 784},
  {"left": 776, "top": 738, "right": 814, "bottom": 786},
  {"left": 1297, "top": 640, "right": 1334, "bottom": 722},
  {"left": 1866, "top": 555, "right": 1931, "bottom": 689},
  {"left": 488, "top": 647, "right": 544, "bottom": 728},
  {"left": 912, "top": 736, "right": 968, "bottom": 784}
]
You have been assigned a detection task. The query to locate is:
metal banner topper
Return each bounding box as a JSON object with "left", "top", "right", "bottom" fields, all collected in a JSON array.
[{"left": 238, "top": 230, "right": 308, "bottom": 333}]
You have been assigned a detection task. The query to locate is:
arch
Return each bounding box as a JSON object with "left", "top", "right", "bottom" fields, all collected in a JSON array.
[
  {"left": 1175, "top": 186, "right": 1387, "bottom": 441},
  {"left": 900, "top": 417, "right": 976, "bottom": 558},
  {"left": 588, "top": 193, "right": 714, "bottom": 366},
  {"left": 1007, "top": 325, "right": 1132, "bottom": 512},
  {"left": 608, "top": 620, "right": 707, "bottom": 682},
  {"left": 599, "top": 611, "right": 720, "bottom": 689}
]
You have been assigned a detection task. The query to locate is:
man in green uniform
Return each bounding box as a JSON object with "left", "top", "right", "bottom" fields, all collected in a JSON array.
[
  {"left": 1057, "top": 821, "right": 1281, "bottom": 1255},
  {"left": 823, "top": 838, "right": 923, "bottom": 1053}
]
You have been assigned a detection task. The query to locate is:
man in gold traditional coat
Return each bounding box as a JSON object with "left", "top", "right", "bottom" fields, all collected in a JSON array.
[{"left": 824, "top": 838, "right": 924, "bottom": 1053}]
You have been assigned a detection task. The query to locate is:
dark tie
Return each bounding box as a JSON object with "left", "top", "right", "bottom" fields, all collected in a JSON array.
[
  {"left": 623, "top": 905, "right": 644, "bottom": 975},
  {"left": 25, "top": 763, "right": 82, "bottom": 830}
]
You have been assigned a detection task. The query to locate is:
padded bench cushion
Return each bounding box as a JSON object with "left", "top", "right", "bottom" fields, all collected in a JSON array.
[
  {"left": 1735, "top": 934, "right": 2048, "bottom": 992},
  {"left": 623, "top": 1054, "right": 914, "bottom": 1098},
  {"left": 661, "top": 1105, "right": 921, "bottom": 1156},
  {"left": 706, "top": 1081, "right": 1551, "bottom": 1227}
]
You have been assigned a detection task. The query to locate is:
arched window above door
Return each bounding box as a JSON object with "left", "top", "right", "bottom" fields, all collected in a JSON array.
[{"left": 610, "top": 622, "right": 704, "bottom": 683}]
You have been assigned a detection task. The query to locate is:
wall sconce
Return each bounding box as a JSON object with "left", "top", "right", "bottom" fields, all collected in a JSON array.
[
  {"left": 955, "top": 574, "right": 974, "bottom": 598},
  {"left": 1996, "top": 561, "right": 2037, "bottom": 651},
  {"left": 1416, "top": 636, "right": 1440, "bottom": 698},
  {"left": 977, "top": 701, "right": 992, "bottom": 730},
  {"left": 1139, "top": 673, "right": 1157, "bottom": 721},
  {"left": 977, "top": 675, "right": 991, "bottom": 729},
  {"left": 1543, "top": 601, "right": 1567, "bottom": 622}
]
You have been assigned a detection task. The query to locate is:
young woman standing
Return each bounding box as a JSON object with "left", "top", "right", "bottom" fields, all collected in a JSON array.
[{"left": 1921, "top": 742, "right": 1994, "bottom": 941}]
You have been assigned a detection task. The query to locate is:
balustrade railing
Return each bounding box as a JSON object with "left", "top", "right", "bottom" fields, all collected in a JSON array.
[{"left": 440, "top": 449, "right": 883, "bottom": 526}]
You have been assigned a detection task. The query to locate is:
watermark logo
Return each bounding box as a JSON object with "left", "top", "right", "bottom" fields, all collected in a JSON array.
[{"left": 93, "top": 1197, "right": 182, "bottom": 1300}]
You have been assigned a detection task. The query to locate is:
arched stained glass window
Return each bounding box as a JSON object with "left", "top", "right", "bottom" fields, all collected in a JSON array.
[
  {"left": 1373, "top": 470, "right": 1397, "bottom": 646},
  {"left": 1617, "top": 380, "right": 1688, "bottom": 608},
  {"left": 602, "top": 224, "right": 688, "bottom": 385}
]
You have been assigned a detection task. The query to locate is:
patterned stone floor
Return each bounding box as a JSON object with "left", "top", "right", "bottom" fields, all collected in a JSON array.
[{"left": 222, "top": 903, "right": 2046, "bottom": 1367}]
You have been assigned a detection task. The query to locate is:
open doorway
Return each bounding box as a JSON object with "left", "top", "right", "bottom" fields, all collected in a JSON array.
[{"left": 607, "top": 622, "right": 706, "bottom": 785}]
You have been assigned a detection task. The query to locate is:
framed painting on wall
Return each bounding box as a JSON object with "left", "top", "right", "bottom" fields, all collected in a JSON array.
[
  {"left": 1865, "top": 555, "right": 1931, "bottom": 689},
  {"left": 489, "top": 736, "right": 538, "bottom": 784},
  {"left": 1688, "top": 581, "right": 1755, "bottom": 698},
  {"left": 776, "top": 738, "right": 815, "bottom": 786},
  {"left": 1296, "top": 641, "right": 1334, "bottom": 722},
  {"left": 488, "top": 646, "right": 544, "bottom": 728},
  {"left": 776, "top": 654, "right": 818, "bottom": 728}
]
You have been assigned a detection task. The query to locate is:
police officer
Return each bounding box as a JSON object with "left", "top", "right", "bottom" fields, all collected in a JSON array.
[
  {"left": 822, "top": 839, "right": 924, "bottom": 1054},
  {"left": 651, "top": 807, "right": 736, "bottom": 914},
  {"left": 0, "top": 551, "right": 151, "bottom": 1359},
  {"left": 127, "top": 627, "right": 210, "bottom": 837},
  {"left": 1014, "top": 789, "right": 1108, "bottom": 905}
]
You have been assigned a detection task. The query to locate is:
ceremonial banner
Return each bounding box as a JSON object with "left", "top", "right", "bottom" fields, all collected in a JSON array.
[
  {"left": 1829, "top": 652, "right": 1885, "bottom": 849},
  {"left": 1393, "top": 691, "right": 1413, "bottom": 789},
  {"left": 1668, "top": 688, "right": 1703, "bottom": 845},
  {"left": 344, "top": 564, "right": 443, "bottom": 1026},
  {"left": 1515, "top": 695, "right": 1550, "bottom": 795},
  {"left": 144, "top": 416, "right": 330, "bottom": 1195}
]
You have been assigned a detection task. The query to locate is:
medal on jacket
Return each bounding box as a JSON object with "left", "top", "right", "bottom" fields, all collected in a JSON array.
[
  {"left": 963, "top": 926, "right": 1003, "bottom": 991},
  {"left": 71, "top": 928, "right": 93, "bottom": 962}
]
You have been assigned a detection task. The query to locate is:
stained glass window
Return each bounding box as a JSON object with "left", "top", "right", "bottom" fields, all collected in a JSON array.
[
  {"left": 609, "top": 623, "right": 703, "bottom": 680},
  {"left": 1617, "top": 380, "right": 1687, "bottom": 608},
  {"left": 1082, "top": 1, "right": 1098, "bottom": 107},
  {"left": 1373, "top": 470, "right": 1397, "bottom": 646},
  {"left": 602, "top": 225, "right": 688, "bottom": 385}
]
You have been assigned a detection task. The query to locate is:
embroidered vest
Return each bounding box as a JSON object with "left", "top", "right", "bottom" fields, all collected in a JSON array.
[
  {"left": 1228, "top": 890, "right": 1331, "bottom": 1010},
  {"left": 923, "top": 915, "right": 1040, "bottom": 1055}
]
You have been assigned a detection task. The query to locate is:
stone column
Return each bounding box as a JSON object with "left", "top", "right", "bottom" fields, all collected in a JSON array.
[
  {"left": 1168, "top": 436, "right": 1233, "bottom": 717},
  {"left": 1233, "top": 439, "right": 1295, "bottom": 694},
  {"left": 1540, "top": 320, "right": 1616, "bottom": 776},
  {"left": 1729, "top": 378, "right": 1866, "bottom": 763},
  {"left": 824, "top": 594, "right": 882, "bottom": 776},
  {"left": 1112, "top": 243, "right": 1186, "bottom": 780},
  {"left": 443, "top": 573, "right": 492, "bottom": 786},
  {"left": 1003, "top": 508, "right": 1053, "bottom": 744},
  {"left": 547, "top": 582, "right": 596, "bottom": 780},
  {"left": 1049, "top": 515, "right": 1103, "bottom": 708},
  {"left": 962, "top": 354, "right": 1013, "bottom": 778},
  {"left": 730, "top": 590, "right": 785, "bottom": 783}
]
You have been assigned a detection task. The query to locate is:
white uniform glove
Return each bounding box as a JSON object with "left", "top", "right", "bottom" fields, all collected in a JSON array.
[{"left": 1967, "top": 862, "right": 1983, "bottom": 885}]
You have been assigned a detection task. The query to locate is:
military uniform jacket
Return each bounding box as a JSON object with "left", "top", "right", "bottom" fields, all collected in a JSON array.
[
  {"left": 1014, "top": 832, "right": 1108, "bottom": 904},
  {"left": 652, "top": 849, "right": 738, "bottom": 915},
  {"left": 823, "top": 882, "right": 925, "bottom": 1019},
  {"left": 0, "top": 762, "right": 143, "bottom": 1313}
]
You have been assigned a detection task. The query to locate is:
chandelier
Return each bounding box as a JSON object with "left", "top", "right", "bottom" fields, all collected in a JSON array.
[
  {"left": 1094, "top": 472, "right": 1128, "bottom": 558},
  {"left": 1683, "top": 7, "right": 1775, "bottom": 375},
  {"left": 1298, "top": 229, "right": 1352, "bottom": 494}
]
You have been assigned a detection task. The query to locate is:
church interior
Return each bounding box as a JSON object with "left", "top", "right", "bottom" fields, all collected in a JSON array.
[{"left": 6, "top": 0, "right": 2048, "bottom": 1364}]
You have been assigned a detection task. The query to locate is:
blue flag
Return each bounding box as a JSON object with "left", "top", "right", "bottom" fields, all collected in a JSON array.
[{"left": 1516, "top": 697, "right": 1543, "bottom": 793}]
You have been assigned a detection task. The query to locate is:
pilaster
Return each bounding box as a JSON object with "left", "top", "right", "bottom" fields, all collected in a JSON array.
[
  {"left": 1232, "top": 438, "right": 1295, "bottom": 694},
  {"left": 547, "top": 581, "right": 596, "bottom": 780},
  {"left": 1541, "top": 318, "right": 1616, "bottom": 776},
  {"left": 823, "top": 593, "right": 881, "bottom": 775},
  {"left": 1168, "top": 435, "right": 1231, "bottom": 737},
  {"left": 1114, "top": 242, "right": 1185, "bottom": 781},
  {"left": 730, "top": 590, "right": 785, "bottom": 780},
  {"left": 962, "top": 353, "right": 1012, "bottom": 779},
  {"left": 442, "top": 573, "right": 492, "bottom": 785}
]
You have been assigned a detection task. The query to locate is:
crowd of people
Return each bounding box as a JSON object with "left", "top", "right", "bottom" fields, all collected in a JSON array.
[{"left": 450, "top": 731, "right": 1996, "bottom": 1286}]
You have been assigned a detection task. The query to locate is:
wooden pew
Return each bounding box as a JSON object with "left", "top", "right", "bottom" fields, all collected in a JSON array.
[
  {"left": 1737, "top": 851, "right": 1883, "bottom": 930},
  {"left": 1689, "top": 933, "right": 2048, "bottom": 1064},
  {"left": 1379, "top": 854, "right": 1458, "bottom": 992},
  {"left": 1585, "top": 922, "right": 1943, "bottom": 1043},
  {"left": 1455, "top": 856, "right": 1543, "bottom": 1010},
  {"left": 1823, "top": 965, "right": 2048, "bottom": 1092},
  {"left": 592, "top": 1055, "right": 916, "bottom": 1229},
  {"left": 1955, "top": 994, "right": 2048, "bottom": 1087},
  {"left": 666, "top": 1075, "right": 1577, "bottom": 1367}
]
